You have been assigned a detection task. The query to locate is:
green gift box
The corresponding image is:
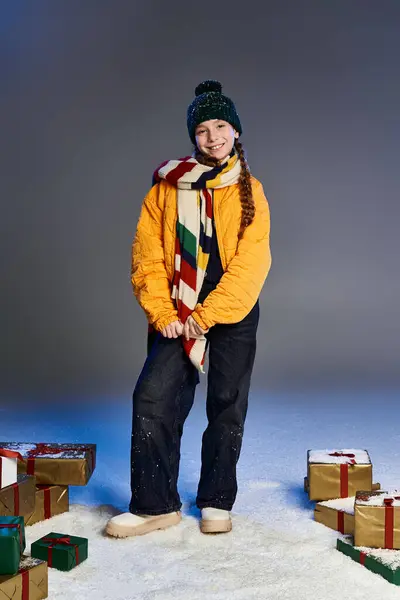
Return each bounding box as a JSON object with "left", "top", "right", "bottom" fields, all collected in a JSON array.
[
  {"left": 337, "top": 535, "right": 400, "bottom": 585},
  {"left": 31, "top": 531, "right": 88, "bottom": 571},
  {"left": 0, "top": 516, "right": 26, "bottom": 575}
]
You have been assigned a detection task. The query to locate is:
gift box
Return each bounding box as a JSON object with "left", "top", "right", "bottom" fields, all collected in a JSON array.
[
  {"left": 0, "top": 475, "right": 36, "bottom": 518},
  {"left": 31, "top": 531, "right": 88, "bottom": 571},
  {"left": 314, "top": 497, "right": 355, "bottom": 534},
  {"left": 354, "top": 490, "right": 400, "bottom": 549},
  {"left": 0, "top": 442, "right": 96, "bottom": 486},
  {"left": 0, "top": 516, "right": 26, "bottom": 575},
  {"left": 337, "top": 535, "right": 400, "bottom": 586},
  {"left": 0, "top": 448, "right": 23, "bottom": 489},
  {"left": 307, "top": 449, "right": 373, "bottom": 501},
  {"left": 0, "top": 556, "right": 48, "bottom": 599},
  {"left": 25, "top": 485, "right": 69, "bottom": 526}
]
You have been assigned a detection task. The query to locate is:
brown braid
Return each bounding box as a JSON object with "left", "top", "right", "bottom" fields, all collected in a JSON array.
[
  {"left": 194, "top": 139, "right": 255, "bottom": 239},
  {"left": 234, "top": 139, "right": 255, "bottom": 239}
]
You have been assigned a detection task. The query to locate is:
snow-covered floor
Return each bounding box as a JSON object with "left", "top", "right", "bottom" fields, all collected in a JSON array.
[{"left": 2, "top": 386, "right": 400, "bottom": 598}]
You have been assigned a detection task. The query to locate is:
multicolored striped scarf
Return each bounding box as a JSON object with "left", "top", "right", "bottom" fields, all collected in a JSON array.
[{"left": 153, "top": 153, "right": 241, "bottom": 372}]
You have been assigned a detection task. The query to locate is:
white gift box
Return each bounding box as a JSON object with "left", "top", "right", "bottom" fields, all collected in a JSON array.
[{"left": 0, "top": 455, "right": 18, "bottom": 489}]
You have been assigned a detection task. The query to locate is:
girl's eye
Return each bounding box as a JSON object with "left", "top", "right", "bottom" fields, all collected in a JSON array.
[{"left": 197, "top": 130, "right": 206, "bottom": 135}]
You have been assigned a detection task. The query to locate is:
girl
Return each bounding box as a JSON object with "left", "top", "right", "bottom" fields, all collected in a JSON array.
[{"left": 106, "top": 80, "right": 271, "bottom": 537}]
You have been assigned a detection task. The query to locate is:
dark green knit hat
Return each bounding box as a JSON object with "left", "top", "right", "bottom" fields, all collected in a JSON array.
[{"left": 187, "top": 80, "right": 242, "bottom": 144}]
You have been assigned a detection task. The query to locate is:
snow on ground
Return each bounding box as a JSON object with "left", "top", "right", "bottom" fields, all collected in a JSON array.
[{"left": 2, "top": 387, "right": 400, "bottom": 598}]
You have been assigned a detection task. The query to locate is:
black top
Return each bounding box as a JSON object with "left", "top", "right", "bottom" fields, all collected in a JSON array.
[{"left": 204, "top": 218, "right": 224, "bottom": 284}]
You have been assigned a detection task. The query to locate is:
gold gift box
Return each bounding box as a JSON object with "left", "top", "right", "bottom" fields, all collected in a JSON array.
[
  {"left": 0, "top": 442, "right": 96, "bottom": 486},
  {"left": 0, "top": 475, "right": 36, "bottom": 517},
  {"left": 25, "top": 484, "right": 69, "bottom": 526},
  {"left": 307, "top": 449, "right": 373, "bottom": 501},
  {"left": 314, "top": 498, "right": 355, "bottom": 534},
  {"left": 354, "top": 490, "right": 400, "bottom": 549},
  {"left": 0, "top": 556, "right": 48, "bottom": 599}
]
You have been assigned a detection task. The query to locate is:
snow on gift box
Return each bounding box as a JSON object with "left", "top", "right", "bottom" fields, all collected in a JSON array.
[
  {"left": 0, "top": 442, "right": 96, "bottom": 486},
  {"left": 306, "top": 449, "right": 375, "bottom": 501},
  {"left": 0, "top": 474, "right": 36, "bottom": 518},
  {"left": 0, "top": 556, "right": 48, "bottom": 599},
  {"left": 314, "top": 496, "right": 355, "bottom": 535},
  {"left": 337, "top": 534, "right": 400, "bottom": 586},
  {"left": 354, "top": 490, "right": 400, "bottom": 549}
]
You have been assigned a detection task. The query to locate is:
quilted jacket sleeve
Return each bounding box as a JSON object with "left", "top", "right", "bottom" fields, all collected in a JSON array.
[
  {"left": 191, "top": 179, "right": 272, "bottom": 329},
  {"left": 131, "top": 183, "right": 179, "bottom": 332}
]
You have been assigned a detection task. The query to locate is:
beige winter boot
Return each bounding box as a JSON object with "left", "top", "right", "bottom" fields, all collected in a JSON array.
[
  {"left": 200, "top": 508, "right": 232, "bottom": 534},
  {"left": 106, "top": 511, "right": 181, "bottom": 538}
]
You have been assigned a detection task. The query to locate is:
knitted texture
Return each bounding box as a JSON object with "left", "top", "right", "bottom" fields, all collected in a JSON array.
[
  {"left": 153, "top": 154, "right": 241, "bottom": 371},
  {"left": 187, "top": 80, "right": 242, "bottom": 144}
]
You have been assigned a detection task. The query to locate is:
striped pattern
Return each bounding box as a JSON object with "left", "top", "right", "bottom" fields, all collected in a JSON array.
[{"left": 155, "top": 154, "right": 241, "bottom": 371}]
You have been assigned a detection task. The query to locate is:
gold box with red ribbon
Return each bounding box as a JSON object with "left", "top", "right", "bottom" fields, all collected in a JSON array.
[
  {"left": 307, "top": 449, "right": 373, "bottom": 501},
  {"left": 314, "top": 497, "right": 355, "bottom": 534},
  {"left": 0, "top": 475, "right": 36, "bottom": 518},
  {"left": 0, "top": 442, "right": 96, "bottom": 486},
  {"left": 25, "top": 485, "right": 69, "bottom": 526},
  {"left": 354, "top": 490, "right": 400, "bottom": 549},
  {"left": 0, "top": 556, "right": 48, "bottom": 599}
]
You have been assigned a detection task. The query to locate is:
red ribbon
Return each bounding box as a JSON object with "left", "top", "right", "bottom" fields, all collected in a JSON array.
[
  {"left": 360, "top": 551, "right": 367, "bottom": 566},
  {"left": 26, "top": 444, "right": 95, "bottom": 476},
  {"left": 0, "top": 522, "right": 23, "bottom": 548},
  {"left": 383, "top": 496, "right": 400, "bottom": 549},
  {"left": 328, "top": 452, "right": 356, "bottom": 464},
  {"left": 18, "top": 568, "right": 29, "bottom": 600},
  {"left": 337, "top": 510, "right": 345, "bottom": 534},
  {"left": 39, "top": 486, "right": 52, "bottom": 519},
  {"left": 12, "top": 482, "right": 19, "bottom": 515},
  {"left": 0, "top": 448, "right": 25, "bottom": 489},
  {"left": 340, "top": 464, "right": 349, "bottom": 497},
  {"left": 328, "top": 453, "right": 357, "bottom": 497},
  {"left": 41, "top": 535, "right": 79, "bottom": 567}
]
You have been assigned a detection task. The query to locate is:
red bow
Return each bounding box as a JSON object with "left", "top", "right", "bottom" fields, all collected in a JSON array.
[
  {"left": 41, "top": 535, "right": 79, "bottom": 567},
  {"left": 27, "top": 444, "right": 88, "bottom": 458},
  {"left": 384, "top": 496, "right": 400, "bottom": 507},
  {"left": 328, "top": 452, "right": 356, "bottom": 464}
]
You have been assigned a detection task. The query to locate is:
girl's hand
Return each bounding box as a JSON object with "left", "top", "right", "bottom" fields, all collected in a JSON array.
[
  {"left": 161, "top": 320, "right": 184, "bottom": 338},
  {"left": 183, "top": 315, "right": 208, "bottom": 341}
]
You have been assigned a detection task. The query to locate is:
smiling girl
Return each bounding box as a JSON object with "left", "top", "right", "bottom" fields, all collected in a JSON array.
[{"left": 106, "top": 80, "right": 272, "bottom": 538}]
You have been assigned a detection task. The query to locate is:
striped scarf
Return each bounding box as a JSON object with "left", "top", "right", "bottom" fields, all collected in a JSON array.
[{"left": 153, "top": 153, "right": 241, "bottom": 372}]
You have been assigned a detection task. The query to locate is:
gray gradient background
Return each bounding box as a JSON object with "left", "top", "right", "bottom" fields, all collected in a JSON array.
[{"left": 1, "top": 1, "right": 399, "bottom": 403}]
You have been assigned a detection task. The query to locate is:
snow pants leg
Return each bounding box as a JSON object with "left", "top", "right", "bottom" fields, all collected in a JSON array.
[{"left": 129, "top": 333, "right": 199, "bottom": 515}]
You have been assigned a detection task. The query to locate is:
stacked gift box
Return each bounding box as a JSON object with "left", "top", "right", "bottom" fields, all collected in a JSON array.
[
  {"left": 0, "top": 442, "right": 95, "bottom": 524},
  {"left": 0, "top": 443, "right": 96, "bottom": 596},
  {"left": 305, "top": 448, "right": 400, "bottom": 585}
]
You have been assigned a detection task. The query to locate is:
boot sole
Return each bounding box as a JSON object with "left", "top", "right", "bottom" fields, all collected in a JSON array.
[
  {"left": 106, "top": 511, "right": 182, "bottom": 538},
  {"left": 200, "top": 518, "right": 232, "bottom": 534}
]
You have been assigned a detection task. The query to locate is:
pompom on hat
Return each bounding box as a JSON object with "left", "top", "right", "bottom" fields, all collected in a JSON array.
[{"left": 187, "top": 80, "right": 242, "bottom": 144}]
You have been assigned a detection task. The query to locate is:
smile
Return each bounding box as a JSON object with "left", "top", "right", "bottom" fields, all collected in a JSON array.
[{"left": 208, "top": 143, "right": 224, "bottom": 150}]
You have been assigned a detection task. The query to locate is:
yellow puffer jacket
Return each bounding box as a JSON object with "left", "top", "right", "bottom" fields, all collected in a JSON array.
[{"left": 131, "top": 176, "right": 271, "bottom": 331}]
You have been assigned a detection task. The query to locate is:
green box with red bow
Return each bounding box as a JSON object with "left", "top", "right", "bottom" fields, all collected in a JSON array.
[
  {"left": 31, "top": 531, "right": 88, "bottom": 571},
  {"left": 0, "top": 516, "right": 26, "bottom": 575}
]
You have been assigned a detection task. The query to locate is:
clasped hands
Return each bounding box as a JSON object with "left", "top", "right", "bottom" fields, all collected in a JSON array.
[{"left": 161, "top": 316, "right": 208, "bottom": 340}]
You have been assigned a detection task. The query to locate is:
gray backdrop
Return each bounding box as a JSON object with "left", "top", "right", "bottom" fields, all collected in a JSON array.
[{"left": 1, "top": 0, "right": 399, "bottom": 402}]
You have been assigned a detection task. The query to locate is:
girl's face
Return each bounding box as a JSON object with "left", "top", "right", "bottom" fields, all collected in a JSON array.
[{"left": 195, "top": 119, "right": 239, "bottom": 162}]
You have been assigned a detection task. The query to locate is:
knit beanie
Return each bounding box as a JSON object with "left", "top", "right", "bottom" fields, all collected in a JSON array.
[{"left": 187, "top": 80, "right": 242, "bottom": 144}]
